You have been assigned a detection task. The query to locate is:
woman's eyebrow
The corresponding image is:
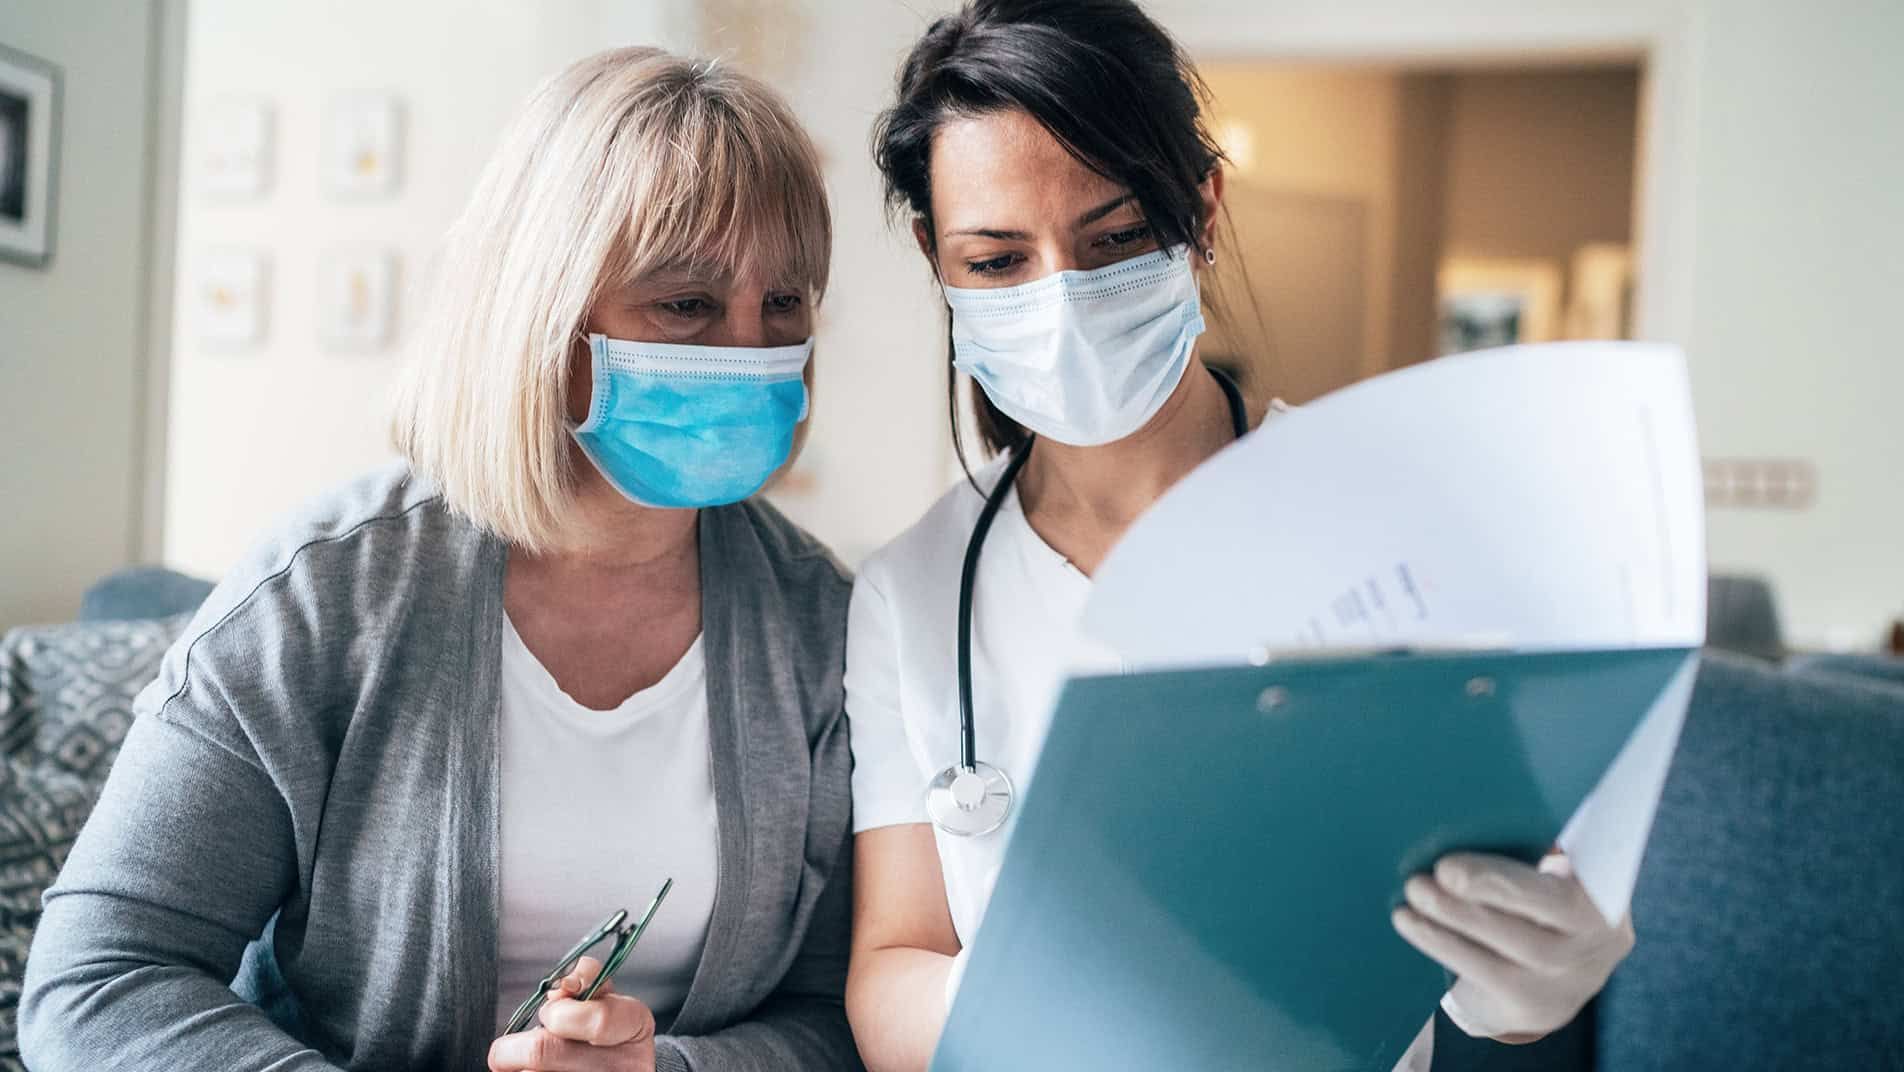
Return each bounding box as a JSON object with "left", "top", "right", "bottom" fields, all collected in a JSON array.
[
  {"left": 1074, "top": 194, "right": 1135, "bottom": 228},
  {"left": 944, "top": 224, "right": 1032, "bottom": 240},
  {"left": 943, "top": 195, "right": 1135, "bottom": 241}
]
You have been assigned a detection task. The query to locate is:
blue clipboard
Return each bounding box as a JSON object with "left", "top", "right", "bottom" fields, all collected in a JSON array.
[{"left": 933, "top": 646, "right": 1694, "bottom": 1071}]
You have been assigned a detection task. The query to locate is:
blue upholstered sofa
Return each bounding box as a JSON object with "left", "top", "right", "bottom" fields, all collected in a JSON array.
[{"left": 2, "top": 569, "right": 1901, "bottom": 1069}]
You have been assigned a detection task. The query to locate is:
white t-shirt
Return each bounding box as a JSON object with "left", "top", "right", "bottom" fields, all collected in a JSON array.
[
  {"left": 846, "top": 434, "right": 1435, "bottom": 1070},
  {"left": 495, "top": 615, "right": 719, "bottom": 1033}
]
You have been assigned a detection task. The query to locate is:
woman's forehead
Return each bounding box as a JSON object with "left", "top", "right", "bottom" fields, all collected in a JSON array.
[{"left": 929, "top": 110, "right": 1132, "bottom": 232}]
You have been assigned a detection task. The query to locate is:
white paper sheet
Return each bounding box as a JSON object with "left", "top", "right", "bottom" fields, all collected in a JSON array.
[{"left": 1079, "top": 341, "right": 1708, "bottom": 920}]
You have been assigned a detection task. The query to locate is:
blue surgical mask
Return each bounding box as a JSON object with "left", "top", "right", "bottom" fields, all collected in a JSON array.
[
  {"left": 571, "top": 333, "right": 811, "bottom": 509},
  {"left": 943, "top": 246, "right": 1205, "bottom": 447}
]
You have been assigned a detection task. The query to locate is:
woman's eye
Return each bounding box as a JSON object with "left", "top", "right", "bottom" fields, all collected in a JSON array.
[
  {"left": 964, "top": 253, "right": 1022, "bottom": 277},
  {"left": 765, "top": 292, "right": 804, "bottom": 314},
  {"left": 660, "top": 297, "right": 715, "bottom": 319},
  {"left": 1099, "top": 224, "right": 1153, "bottom": 249}
]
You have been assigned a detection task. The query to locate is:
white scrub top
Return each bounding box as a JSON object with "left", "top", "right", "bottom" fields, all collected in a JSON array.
[
  {"left": 846, "top": 452, "right": 1121, "bottom": 946},
  {"left": 844, "top": 416, "right": 1435, "bottom": 1072}
]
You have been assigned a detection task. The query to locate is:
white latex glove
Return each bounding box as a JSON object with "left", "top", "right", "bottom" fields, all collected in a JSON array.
[
  {"left": 944, "top": 947, "right": 971, "bottom": 1016},
  {"left": 1392, "top": 851, "right": 1634, "bottom": 1043}
]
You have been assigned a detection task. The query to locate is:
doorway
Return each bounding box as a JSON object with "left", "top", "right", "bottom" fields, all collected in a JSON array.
[{"left": 1197, "top": 60, "right": 1644, "bottom": 404}]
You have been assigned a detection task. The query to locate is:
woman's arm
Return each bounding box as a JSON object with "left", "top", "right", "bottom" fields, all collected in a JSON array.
[
  {"left": 846, "top": 824, "right": 963, "bottom": 1072},
  {"left": 20, "top": 711, "right": 338, "bottom": 1070}
]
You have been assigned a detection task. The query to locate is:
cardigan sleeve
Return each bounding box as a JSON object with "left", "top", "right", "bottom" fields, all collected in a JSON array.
[{"left": 21, "top": 688, "right": 339, "bottom": 1069}]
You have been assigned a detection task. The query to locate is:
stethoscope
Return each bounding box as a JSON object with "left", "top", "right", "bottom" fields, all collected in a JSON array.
[{"left": 926, "top": 366, "right": 1252, "bottom": 837}]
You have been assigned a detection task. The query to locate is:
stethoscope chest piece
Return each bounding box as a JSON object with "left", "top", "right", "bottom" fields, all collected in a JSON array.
[{"left": 926, "top": 761, "right": 1015, "bottom": 837}]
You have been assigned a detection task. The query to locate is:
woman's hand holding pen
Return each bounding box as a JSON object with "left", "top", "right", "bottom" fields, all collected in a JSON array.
[
  {"left": 489, "top": 956, "right": 657, "bottom": 1072},
  {"left": 1392, "top": 851, "right": 1635, "bottom": 1043}
]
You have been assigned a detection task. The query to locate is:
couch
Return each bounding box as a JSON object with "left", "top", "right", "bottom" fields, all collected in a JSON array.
[
  {"left": 0, "top": 612, "right": 193, "bottom": 1069},
  {"left": 3, "top": 600, "right": 1901, "bottom": 1068},
  {"left": 1786, "top": 651, "right": 1904, "bottom": 691}
]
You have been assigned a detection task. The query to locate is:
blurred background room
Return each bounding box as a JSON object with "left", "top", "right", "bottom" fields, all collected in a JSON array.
[{"left": 1, "top": 3, "right": 1902, "bottom": 1068}]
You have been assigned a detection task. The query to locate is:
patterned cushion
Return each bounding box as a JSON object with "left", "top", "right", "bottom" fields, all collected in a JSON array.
[{"left": 0, "top": 614, "right": 191, "bottom": 1067}]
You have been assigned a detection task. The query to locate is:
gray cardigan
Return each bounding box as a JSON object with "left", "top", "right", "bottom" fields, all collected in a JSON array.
[{"left": 20, "top": 465, "right": 863, "bottom": 1072}]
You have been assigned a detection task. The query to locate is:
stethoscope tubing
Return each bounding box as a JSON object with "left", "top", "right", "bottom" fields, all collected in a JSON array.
[
  {"left": 951, "top": 366, "right": 1249, "bottom": 786},
  {"left": 956, "top": 442, "right": 1037, "bottom": 771}
]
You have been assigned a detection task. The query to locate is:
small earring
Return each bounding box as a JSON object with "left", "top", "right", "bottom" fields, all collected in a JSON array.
[{"left": 1203, "top": 246, "right": 1218, "bottom": 266}]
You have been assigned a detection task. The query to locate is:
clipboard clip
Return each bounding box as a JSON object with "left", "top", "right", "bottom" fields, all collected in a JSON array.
[
  {"left": 1246, "top": 638, "right": 1512, "bottom": 716},
  {"left": 1245, "top": 635, "right": 1511, "bottom": 667}
]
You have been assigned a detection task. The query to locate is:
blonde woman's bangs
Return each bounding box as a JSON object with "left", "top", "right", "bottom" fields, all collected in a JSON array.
[{"left": 608, "top": 79, "right": 832, "bottom": 299}]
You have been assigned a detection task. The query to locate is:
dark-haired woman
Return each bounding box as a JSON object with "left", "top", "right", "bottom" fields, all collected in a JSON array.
[{"left": 841, "top": 2, "right": 1635, "bottom": 1069}]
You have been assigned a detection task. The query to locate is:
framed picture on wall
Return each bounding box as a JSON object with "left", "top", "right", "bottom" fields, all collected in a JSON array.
[
  {"left": 1565, "top": 243, "right": 1635, "bottom": 340},
  {"left": 197, "top": 248, "right": 270, "bottom": 349},
  {"left": 0, "top": 43, "right": 61, "bottom": 268},
  {"left": 323, "top": 92, "right": 403, "bottom": 198},
  {"left": 317, "top": 246, "right": 397, "bottom": 351},
  {"left": 201, "top": 96, "right": 275, "bottom": 199},
  {"left": 1435, "top": 257, "right": 1563, "bottom": 356}
]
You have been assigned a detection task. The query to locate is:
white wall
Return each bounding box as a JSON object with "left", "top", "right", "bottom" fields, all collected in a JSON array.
[
  {"left": 1685, "top": 0, "right": 1904, "bottom": 648},
  {"left": 0, "top": 0, "right": 164, "bottom": 629},
  {"left": 714, "top": 0, "right": 959, "bottom": 563},
  {"left": 163, "top": 0, "right": 693, "bottom": 577}
]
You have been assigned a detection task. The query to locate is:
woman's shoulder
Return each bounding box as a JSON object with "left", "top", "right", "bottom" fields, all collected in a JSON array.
[
  {"left": 143, "top": 463, "right": 499, "bottom": 761},
  {"left": 170, "top": 464, "right": 496, "bottom": 688},
  {"left": 205, "top": 462, "right": 485, "bottom": 618}
]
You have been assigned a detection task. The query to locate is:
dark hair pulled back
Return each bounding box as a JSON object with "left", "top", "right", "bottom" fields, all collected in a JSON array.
[{"left": 873, "top": 0, "right": 1228, "bottom": 469}]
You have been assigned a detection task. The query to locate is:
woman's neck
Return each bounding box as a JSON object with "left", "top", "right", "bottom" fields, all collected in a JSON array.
[
  {"left": 532, "top": 471, "right": 701, "bottom": 574},
  {"left": 503, "top": 462, "right": 703, "bottom": 708},
  {"left": 1015, "top": 356, "right": 1237, "bottom": 576}
]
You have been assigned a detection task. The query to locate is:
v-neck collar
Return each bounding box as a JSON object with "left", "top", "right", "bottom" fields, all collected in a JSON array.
[{"left": 460, "top": 508, "right": 756, "bottom": 1058}]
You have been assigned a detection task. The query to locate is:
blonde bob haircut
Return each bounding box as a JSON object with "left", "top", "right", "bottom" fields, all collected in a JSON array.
[{"left": 392, "top": 47, "right": 831, "bottom": 552}]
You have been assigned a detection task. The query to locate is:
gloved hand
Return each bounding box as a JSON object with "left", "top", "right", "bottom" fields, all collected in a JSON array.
[{"left": 1392, "top": 851, "right": 1634, "bottom": 1042}]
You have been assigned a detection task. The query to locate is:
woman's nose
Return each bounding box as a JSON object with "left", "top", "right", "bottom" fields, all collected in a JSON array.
[
  {"left": 1037, "top": 244, "right": 1083, "bottom": 276},
  {"left": 707, "top": 305, "right": 771, "bottom": 348}
]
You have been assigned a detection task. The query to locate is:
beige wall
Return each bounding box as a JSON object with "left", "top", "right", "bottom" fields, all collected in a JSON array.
[
  {"left": 1440, "top": 67, "right": 1640, "bottom": 275},
  {"left": 1382, "top": 65, "right": 1641, "bottom": 363},
  {"left": 1198, "top": 63, "right": 1641, "bottom": 386},
  {"left": 1200, "top": 65, "right": 1401, "bottom": 399},
  {"left": 0, "top": 0, "right": 166, "bottom": 629}
]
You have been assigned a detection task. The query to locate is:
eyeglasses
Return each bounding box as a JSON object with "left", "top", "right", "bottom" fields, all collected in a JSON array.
[{"left": 502, "top": 878, "right": 674, "bottom": 1035}]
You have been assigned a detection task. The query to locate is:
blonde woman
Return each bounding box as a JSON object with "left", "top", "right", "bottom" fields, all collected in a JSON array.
[{"left": 22, "top": 49, "right": 861, "bottom": 1072}]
